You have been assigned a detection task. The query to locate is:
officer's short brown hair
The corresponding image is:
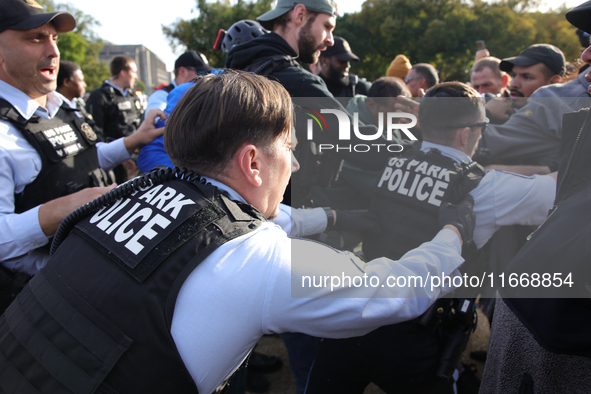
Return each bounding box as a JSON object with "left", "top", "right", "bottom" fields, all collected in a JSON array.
[
  {"left": 165, "top": 70, "right": 293, "bottom": 175},
  {"left": 419, "top": 82, "right": 484, "bottom": 145},
  {"left": 110, "top": 55, "right": 135, "bottom": 78}
]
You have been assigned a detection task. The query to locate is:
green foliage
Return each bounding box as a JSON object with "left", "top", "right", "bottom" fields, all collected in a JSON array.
[
  {"left": 334, "top": 0, "right": 579, "bottom": 83},
  {"left": 81, "top": 40, "right": 110, "bottom": 91},
  {"left": 57, "top": 31, "right": 86, "bottom": 64},
  {"left": 163, "top": 0, "right": 274, "bottom": 67},
  {"left": 160, "top": 0, "right": 579, "bottom": 83},
  {"left": 36, "top": 0, "right": 109, "bottom": 91}
]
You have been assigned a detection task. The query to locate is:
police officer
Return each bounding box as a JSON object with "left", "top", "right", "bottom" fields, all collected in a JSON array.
[
  {"left": 306, "top": 82, "right": 558, "bottom": 393},
  {"left": 0, "top": 0, "right": 164, "bottom": 311},
  {"left": 0, "top": 71, "right": 478, "bottom": 394},
  {"left": 86, "top": 55, "right": 143, "bottom": 141},
  {"left": 86, "top": 55, "right": 145, "bottom": 182}
]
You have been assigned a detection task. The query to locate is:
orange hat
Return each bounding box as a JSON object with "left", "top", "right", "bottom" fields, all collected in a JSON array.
[{"left": 387, "top": 55, "right": 411, "bottom": 79}]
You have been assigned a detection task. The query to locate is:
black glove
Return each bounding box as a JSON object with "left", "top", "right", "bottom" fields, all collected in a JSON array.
[
  {"left": 439, "top": 194, "right": 476, "bottom": 245},
  {"left": 447, "top": 162, "right": 485, "bottom": 204},
  {"left": 333, "top": 209, "right": 381, "bottom": 234}
]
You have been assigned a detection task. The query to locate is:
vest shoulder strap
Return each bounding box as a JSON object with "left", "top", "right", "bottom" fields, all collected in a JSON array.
[
  {"left": 0, "top": 98, "right": 31, "bottom": 125},
  {"left": 246, "top": 55, "right": 301, "bottom": 76}
]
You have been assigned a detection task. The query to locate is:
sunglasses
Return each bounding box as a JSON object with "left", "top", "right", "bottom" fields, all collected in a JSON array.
[
  {"left": 404, "top": 77, "right": 421, "bottom": 84},
  {"left": 446, "top": 119, "right": 489, "bottom": 133}
]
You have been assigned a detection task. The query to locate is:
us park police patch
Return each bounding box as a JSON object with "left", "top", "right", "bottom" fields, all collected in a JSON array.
[{"left": 74, "top": 180, "right": 224, "bottom": 281}]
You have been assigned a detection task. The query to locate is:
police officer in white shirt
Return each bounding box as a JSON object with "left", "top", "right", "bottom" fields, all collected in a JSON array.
[
  {"left": 0, "top": 70, "right": 476, "bottom": 394},
  {"left": 0, "top": 0, "right": 164, "bottom": 290}
]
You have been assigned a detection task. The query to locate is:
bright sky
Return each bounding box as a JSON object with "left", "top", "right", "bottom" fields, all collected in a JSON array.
[{"left": 63, "top": 0, "right": 582, "bottom": 72}]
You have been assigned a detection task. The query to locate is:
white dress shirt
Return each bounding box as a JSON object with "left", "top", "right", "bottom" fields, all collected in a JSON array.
[
  {"left": 421, "top": 141, "right": 556, "bottom": 249},
  {"left": 0, "top": 79, "right": 131, "bottom": 274},
  {"left": 171, "top": 179, "right": 464, "bottom": 393}
]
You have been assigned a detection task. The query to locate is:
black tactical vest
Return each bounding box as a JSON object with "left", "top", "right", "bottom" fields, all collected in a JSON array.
[
  {"left": 364, "top": 148, "right": 484, "bottom": 261},
  {"left": 95, "top": 83, "right": 143, "bottom": 141},
  {"left": 0, "top": 99, "right": 109, "bottom": 214},
  {"left": 0, "top": 169, "right": 266, "bottom": 393}
]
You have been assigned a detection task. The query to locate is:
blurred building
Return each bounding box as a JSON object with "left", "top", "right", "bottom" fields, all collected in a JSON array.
[{"left": 99, "top": 44, "right": 171, "bottom": 94}]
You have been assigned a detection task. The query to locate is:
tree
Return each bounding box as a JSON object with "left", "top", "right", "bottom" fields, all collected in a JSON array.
[
  {"left": 335, "top": 0, "right": 579, "bottom": 82},
  {"left": 37, "top": 0, "right": 110, "bottom": 91},
  {"left": 164, "top": 0, "right": 579, "bottom": 83},
  {"left": 163, "top": 0, "right": 274, "bottom": 68}
]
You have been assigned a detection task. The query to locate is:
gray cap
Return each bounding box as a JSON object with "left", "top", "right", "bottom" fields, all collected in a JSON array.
[
  {"left": 500, "top": 44, "right": 566, "bottom": 76},
  {"left": 257, "top": 0, "right": 337, "bottom": 30}
]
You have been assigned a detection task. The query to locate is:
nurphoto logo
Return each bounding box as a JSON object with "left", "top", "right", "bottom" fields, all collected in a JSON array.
[{"left": 305, "top": 109, "right": 418, "bottom": 153}]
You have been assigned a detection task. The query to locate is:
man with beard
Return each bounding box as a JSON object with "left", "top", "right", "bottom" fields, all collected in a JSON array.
[
  {"left": 227, "top": 0, "right": 414, "bottom": 210},
  {"left": 226, "top": 1, "right": 414, "bottom": 391},
  {"left": 227, "top": 0, "right": 337, "bottom": 97},
  {"left": 499, "top": 44, "right": 565, "bottom": 108},
  {"left": 472, "top": 42, "right": 589, "bottom": 170},
  {"left": 318, "top": 36, "right": 371, "bottom": 98}
]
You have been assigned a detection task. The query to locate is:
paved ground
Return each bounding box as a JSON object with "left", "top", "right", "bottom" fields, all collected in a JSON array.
[{"left": 250, "top": 308, "right": 491, "bottom": 394}]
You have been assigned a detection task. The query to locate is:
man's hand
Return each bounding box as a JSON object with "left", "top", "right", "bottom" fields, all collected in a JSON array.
[
  {"left": 475, "top": 48, "right": 490, "bottom": 62},
  {"left": 395, "top": 96, "right": 421, "bottom": 128},
  {"left": 485, "top": 98, "right": 514, "bottom": 123},
  {"left": 439, "top": 195, "right": 476, "bottom": 246},
  {"left": 123, "top": 109, "right": 166, "bottom": 154},
  {"left": 38, "top": 185, "right": 116, "bottom": 236}
]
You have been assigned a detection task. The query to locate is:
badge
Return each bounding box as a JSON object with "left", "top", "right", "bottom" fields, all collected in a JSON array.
[
  {"left": 118, "top": 101, "right": 132, "bottom": 111},
  {"left": 81, "top": 123, "right": 97, "bottom": 141}
]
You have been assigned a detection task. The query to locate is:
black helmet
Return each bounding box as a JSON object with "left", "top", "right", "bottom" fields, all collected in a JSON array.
[{"left": 222, "top": 20, "right": 268, "bottom": 53}]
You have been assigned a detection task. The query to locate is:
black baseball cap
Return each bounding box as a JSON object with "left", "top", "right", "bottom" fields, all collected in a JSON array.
[
  {"left": 0, "top": 0, "right": 75, "bottom": 34},
  {"left": 500, "top": 44, "right": 566, "bottom": 76},
  {"left": 566, "top": 0, "right": 591, "bottom": 35},
  {"left": 174, "top": 50, "right": 214, "bottom": 72},
  {"left": 320, "top": 36, "right": 359, "bottom": 61}
]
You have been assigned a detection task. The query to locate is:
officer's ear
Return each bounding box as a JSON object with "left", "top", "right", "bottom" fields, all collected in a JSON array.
[
  {"left": 236, "top": 143, "right": 263, "bottom": 187},
  {"left": 458, "top": 127, "right": 471, "bottom": 149}
]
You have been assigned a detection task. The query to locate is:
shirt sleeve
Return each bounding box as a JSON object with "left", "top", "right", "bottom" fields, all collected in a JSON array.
[
  {"left": 474, "top": 97, "right": 571, "bottom": 166},
  {"left": 0, "top": 141, "right": 50, "bottom": 273},
  {"left": 263, "top": 228, "right": 463, "bottom": 338},
  {"left": 470, "top": 170, "right": 556, "bottom": 249},
  {"left": 146, "top": 90, "right": 168, "bottom": 113},
  {"left": 272, "top": 204, "right": 327, "bottom": 237},
  {"left": 96, "top": 138, "right": 131, "bottom": 170}
]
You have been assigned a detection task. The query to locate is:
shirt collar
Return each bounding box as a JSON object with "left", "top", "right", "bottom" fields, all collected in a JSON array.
[
  {"left": 421, "top": 141, "right": 472, "bottom": 163},
  {"left": 0, "top": 79, "right": 64, "bottom": 120},
  {"left": 202, "top": 176, "right": 248, "bottom": 204},
  {"left": 105, "top": 80, "right": 130, "bottom": 96}
]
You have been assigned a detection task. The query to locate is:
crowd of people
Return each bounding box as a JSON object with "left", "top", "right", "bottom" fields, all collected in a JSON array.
[{"left": 0, "top": 0, "right": 590, "bottom": 393}]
